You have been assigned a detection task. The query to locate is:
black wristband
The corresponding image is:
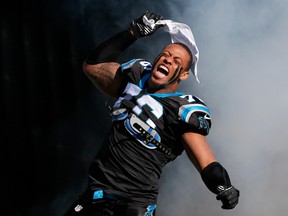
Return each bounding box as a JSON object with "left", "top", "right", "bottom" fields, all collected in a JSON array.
[
  {"left": 200, "top": 162, "right": 231, "bottom": 194},
  {"left": 85, "top": 29, "right": 137, "bottom": 64}
]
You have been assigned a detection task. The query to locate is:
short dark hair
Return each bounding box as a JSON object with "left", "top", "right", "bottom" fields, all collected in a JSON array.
[{"left": 172, "top": 42, "right": 193, "bottom": 71}]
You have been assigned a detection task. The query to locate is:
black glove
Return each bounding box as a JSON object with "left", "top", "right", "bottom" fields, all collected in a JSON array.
[
  {"left": 129, "top": 11, "right": 163, "bottom": 38},
  {"left": 216, "top": 185, "right": 240, "bottom": 209}
]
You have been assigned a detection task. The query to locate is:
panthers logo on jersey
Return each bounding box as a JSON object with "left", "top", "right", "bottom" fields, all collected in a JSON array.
[{"left": 178, "top": 94, "right": 211, "bottom": 135}]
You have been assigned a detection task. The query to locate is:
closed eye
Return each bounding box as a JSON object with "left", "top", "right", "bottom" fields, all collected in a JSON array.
[
  {"left": 162, "top": 51, "right": 182, "bottom": 66},
  {"left": 174, "top": 58, "right": 182, "bottom": 65}
]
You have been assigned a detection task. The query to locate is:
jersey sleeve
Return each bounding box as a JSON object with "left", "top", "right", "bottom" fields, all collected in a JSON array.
[
  {"left": 120, "top": 59, "right": 152, "bottom": 86},
  {"left": 178, "top": 95, "right": 212, "bottom": 136}
]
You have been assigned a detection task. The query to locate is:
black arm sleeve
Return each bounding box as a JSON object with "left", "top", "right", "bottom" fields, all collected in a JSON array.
[
  {"left": 85, "top": 30, "right": 137, "bottom": 64},
  {"left": 200, "top": 162, "right": 231, "bottom": 194}
]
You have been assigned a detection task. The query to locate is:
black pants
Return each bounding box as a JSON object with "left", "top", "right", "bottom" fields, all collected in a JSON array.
[{"left": 64, "top": 191, "right": 157, "bottom": 216}]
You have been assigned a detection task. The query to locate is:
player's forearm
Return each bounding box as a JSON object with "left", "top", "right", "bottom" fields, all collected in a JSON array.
[
  {"left": 83, "top": 30, "right": 136, "bottom": 98},
  {"left": 84, "top": 11, "right": 163, "bottom": 65},
  {"left": 200, "top": 161, "right": 231, "bottom": 194},
  {"left": 85, "top": 30, "right": 137, "bottom": 65},
  {"left": 200, "top": 161, "right": 239, "bottom": 209}
]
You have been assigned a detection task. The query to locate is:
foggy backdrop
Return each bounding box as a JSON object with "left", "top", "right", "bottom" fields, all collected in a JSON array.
[{"left": 2, "top": 0, "right": 288, "bottom": 215}]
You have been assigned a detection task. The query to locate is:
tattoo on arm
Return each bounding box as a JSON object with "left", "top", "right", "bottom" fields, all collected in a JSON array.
[{"left": 84, "top": 62, "right": 125, "bottom": 98}]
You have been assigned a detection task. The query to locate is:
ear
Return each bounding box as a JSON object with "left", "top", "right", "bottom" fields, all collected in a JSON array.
[{"left": 179, "top": 71, "right": 189, "bottom": 81}]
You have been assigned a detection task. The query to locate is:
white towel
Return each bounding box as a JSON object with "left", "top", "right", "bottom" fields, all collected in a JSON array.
[{"left": 143, "top": 16, "right": 200, "bottom": 83}]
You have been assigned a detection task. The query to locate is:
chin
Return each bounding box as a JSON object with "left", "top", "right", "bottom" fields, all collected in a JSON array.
[{"left": 150, "top": 75, "right": 165, "bottom": 86}]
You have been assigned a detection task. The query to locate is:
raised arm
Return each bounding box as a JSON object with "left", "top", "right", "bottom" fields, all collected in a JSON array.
[
  {"left": 182, "top": 132, "right": 240, "bottom": 209},
  {"left": 83, "top": 30, "right": 136, "bottom": 98},
  {"left": 83, "top": 11, "right": 163, "bottom": 98}
]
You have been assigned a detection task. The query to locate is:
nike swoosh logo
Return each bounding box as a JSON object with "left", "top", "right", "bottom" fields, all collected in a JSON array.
[{"left": 204, "top": 114, "right": 211, "bottom": 120}]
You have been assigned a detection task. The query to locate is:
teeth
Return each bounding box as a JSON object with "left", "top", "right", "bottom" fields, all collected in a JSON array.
[{"left": 159, "top": 65, "right": 168, "bottom": 73}]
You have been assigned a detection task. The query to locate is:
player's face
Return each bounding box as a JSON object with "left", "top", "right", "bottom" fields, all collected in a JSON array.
[{"left": 149, "top": 44, "right": 190, "bottom": 90}]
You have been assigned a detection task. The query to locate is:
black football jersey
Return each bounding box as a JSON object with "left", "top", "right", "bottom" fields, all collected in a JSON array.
[{"left": 88, "top": 59, "right": 212, "bottom": 204}]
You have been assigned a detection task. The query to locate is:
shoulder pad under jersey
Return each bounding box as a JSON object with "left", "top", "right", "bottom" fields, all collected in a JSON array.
[
  {"left": 178, "top": 94, "right": 212, "bottom": 135},
  {"left": 120, "top": 58, "right": 152, "bottom": 74}
]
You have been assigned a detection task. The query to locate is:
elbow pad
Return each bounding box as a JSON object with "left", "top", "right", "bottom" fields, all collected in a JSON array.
[
  {"left": 200, "top": 162, "right": 231, "bottom": 194},
  {"left": 85, "top": 30, "right": 137, "bottom": 64}
]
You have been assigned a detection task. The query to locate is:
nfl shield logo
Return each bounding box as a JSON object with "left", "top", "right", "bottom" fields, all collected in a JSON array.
[{"left": 74, "top": 204, "right": 83, "bottom": 212}]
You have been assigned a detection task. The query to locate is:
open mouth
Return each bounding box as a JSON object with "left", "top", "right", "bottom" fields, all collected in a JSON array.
[{"left": 155, "top": 65, "right": 169, "bottom": 78}]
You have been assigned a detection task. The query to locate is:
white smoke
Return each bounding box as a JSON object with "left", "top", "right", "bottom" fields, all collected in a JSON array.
[
  {"left": 51, "top": 1, "right": 288, "bottom": 215},
  {"left": 158, "top": 0, "right": 288, "bottom": 216}
]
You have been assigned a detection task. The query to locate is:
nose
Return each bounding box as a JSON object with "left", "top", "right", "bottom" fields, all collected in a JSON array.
[{"left": 163, "top": 55, "right": 172, "bottom": 65}]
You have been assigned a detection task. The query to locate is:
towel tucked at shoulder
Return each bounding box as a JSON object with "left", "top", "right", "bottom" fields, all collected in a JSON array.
[{"left": 143, "top": 16, "right": 200, "bottom": 83}]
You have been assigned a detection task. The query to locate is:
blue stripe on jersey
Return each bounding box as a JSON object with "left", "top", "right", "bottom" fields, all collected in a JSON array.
[
  {"left": 111, "top": 112, "right": 128, "bottom": 121},
  {"left": 120, "top": 58, "right": 142, "bottom": 71},
  {"left": 139, "top": 73, "right": 150, "bottom": 88},
  {"left": 150, "top": 91, "right": 185, "bottom": 98},
  {"left": 144, "top": 204, "right": 157, "bottom": 215},
  {"left": 179, "top": 104, "right": 210, "bottom": 122}
]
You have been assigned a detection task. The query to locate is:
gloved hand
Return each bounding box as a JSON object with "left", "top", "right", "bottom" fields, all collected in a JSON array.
[
  {"left": 216, "top": 185, "right": 240, "bottom": 209},
  {"left": 129, "top": 11, "right": 163, "bottom": 38}
]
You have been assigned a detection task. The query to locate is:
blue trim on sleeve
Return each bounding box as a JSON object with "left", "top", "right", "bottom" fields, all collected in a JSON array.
[
  {"left": 93, "top": 190, "right": 104, "bottom": 199},
  {"left": 150, "top": 92, "right": 185, "bottom": 98},
  {"left": 180, "top": 104, "right": 210, "bottom": 122}
]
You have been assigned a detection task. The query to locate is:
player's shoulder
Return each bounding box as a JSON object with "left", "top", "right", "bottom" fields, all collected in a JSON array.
[
  {"left": 120, "top": 58, "right": 152, "bottom": 74},
  {"left": 120, "top": 59, "right": 152, "bottom": 87},
  {"left": 157, "top": 93, "right": 210, "bottom": 117},
  {"left": 177, "top": 94, "right": 210, "bottom": 117},
  {"left": 154, "top": 93, "right": 208, "bottom": 109},
  {"left": 176, "top": 94, "right": 211, "bottom": 135},
  {"left": 178, "top": 93, "right": 207, "bottom": 107}
]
